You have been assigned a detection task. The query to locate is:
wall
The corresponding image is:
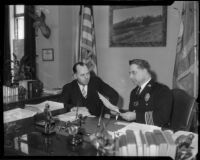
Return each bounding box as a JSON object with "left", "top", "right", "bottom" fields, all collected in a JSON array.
[
  {"left": 36, "top": 2, "right": 183, "bottom": 109},
  {"left": 93, "top": 2, "right": 183, "bottom": 109},
  {"left": 36, "top": 5, "right": 74, "bottom": 89}
]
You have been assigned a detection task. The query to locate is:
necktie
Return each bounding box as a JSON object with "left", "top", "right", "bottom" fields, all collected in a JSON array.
[
  {"left": 136, "top": 86, "right": 141, "bottom": 95},
  {"left": 81, "top": 86, "right": 87, "bottom": 98}
]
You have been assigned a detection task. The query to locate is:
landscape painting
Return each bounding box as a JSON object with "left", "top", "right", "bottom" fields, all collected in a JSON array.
[{"left": 109, "top": 6, "right": 167, "bottom": 47}]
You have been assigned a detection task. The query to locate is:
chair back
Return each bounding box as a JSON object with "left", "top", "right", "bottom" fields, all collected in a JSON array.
[{"left": 170, "top": 88, "right": 198, "bottom": 132}]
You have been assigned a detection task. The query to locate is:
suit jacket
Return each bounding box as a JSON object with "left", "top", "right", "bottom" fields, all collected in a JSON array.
[
  {"left": 129, "top": 79, "right": 173, "bottom": 127},
  {"left": 60, "top": 76, "right": 119, "bottom": 116}
]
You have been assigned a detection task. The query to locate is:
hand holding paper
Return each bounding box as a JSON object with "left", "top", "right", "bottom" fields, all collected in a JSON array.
[{"left": 98, "top": 92, "right": 120, "bottom": 114}]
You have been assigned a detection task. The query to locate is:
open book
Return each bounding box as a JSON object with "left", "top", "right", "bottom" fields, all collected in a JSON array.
[{"left": 25, "top": 100, "right": 64, "bottom": 113}]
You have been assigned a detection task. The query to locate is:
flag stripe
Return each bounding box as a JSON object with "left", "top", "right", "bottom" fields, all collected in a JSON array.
[
  {"left": 83, "top": 19, "right": 92, "bottom": 28},
  {"left": 83, "top": 14, "right": 92, "bottom": 22},
  {"left": 82, "top": 25, "right": 92, "bottom": 34}
]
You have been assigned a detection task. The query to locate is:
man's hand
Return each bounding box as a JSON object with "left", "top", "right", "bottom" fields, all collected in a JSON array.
[
  {"left": 120, "top": 111, "right": 136, "bottom": 121},
  {"left": 98, "top": 92, "right": 120, "bottom": 113}
]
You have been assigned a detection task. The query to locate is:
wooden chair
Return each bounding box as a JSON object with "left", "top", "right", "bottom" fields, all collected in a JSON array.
[{"left": 169, "top": 88, "right": 198, "bottom": 133}]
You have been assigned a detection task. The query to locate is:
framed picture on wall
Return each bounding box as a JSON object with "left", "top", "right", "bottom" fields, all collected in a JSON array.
[
  {"left": 42, "top": 48, "right": 54, "bottom": 61},
  {"left": 109, "top": 6, "right": 167, "bottom": 47}
]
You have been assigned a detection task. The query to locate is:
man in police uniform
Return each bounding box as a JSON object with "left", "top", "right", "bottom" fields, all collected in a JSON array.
[{"left": 120, "top": 59, "right": 173, "bottom": 127}]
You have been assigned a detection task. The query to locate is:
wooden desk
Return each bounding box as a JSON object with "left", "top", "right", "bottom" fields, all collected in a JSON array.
[{"left": 4, "top": 117, "right": 125, "bottom": 156}]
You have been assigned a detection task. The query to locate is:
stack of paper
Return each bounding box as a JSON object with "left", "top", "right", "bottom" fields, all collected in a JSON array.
[
  {"left": 24, "top": 100, "right": 64, "bottom": 113},
  {"left": 55, "top": 107, "right": 95, "bottom": 122},
  {"left": 43, "top": 88, "right": 62, "bottom": 95},
  {"left": 4, "top": 108, "right": 37, "bottom": 123}
]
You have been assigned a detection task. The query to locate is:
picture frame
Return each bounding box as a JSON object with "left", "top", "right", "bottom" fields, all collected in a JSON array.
[
  {"left": 109, "top": 6, "right": 167, "bottom": 47},
  {"left": 42, "top": 48, "right": 54, "bottom": 61}
]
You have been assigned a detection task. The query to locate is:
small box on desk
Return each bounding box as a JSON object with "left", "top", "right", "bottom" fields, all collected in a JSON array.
[{"left": 19, "top": 80, "right": 43, "bottom": 99}]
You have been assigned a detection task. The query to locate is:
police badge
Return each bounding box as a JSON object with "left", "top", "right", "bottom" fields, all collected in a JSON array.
[{"left": 145, "top": 93, "right": 150, "bottom": 102}]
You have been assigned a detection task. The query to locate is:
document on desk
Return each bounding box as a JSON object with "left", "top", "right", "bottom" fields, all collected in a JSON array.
[
  {"left": 55, "top": 107, "right": 96, "bottom": 122},
  {"left": 107, "top": 121, "right": 161, "bottom": 139},
  {"left": 25, "top": 100, "right": 64, "bottom": 113},
  {"left": 4, "top": 108, "right": 37, "bottom": 123},
  {"left": 118, "top": 122, "right": 161, "bottom": 133}
]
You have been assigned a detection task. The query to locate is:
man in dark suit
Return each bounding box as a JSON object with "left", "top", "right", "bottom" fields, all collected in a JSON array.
[
  {"left": 100, "top": 59, "right": 173, "bottom": 127},
  {"left": 60, "top": 62, "right": 119, "bottom": 117}
]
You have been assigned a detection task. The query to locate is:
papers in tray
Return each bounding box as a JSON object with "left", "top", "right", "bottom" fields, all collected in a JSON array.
[
  {"left": 24, "top": 100, "right": 64, "bottom": 113},
  {"left": 43, "top": 88, "right": 62, "bottom": 95},
  {"left": 55, "top": 107, "right": 95, "bottom": 122},
  {"left": 4, "top": 108, "right": 37, "bottom": 123}
]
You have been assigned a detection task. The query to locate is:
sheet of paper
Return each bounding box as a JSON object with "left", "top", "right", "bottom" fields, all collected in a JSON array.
[
  {"left": 98, "top": 92, "right": 120, "bottom": 113},
  {"left": 25, "top": 100, "right": 64, "bottom": 113},
  {"left": 118, "top": 121, "right": 161, "bottom": 133},
  {"left": 4, "top": 108, "right": 37, "bottom": 123},
  {"left": 43, "top": 88, "right": 62, "bottom": 95}
]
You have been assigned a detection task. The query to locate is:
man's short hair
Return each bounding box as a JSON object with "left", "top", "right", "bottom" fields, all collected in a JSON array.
[
  {"left": 129, "top": 59, "right": 150, "bottom": 71},
  {"left": 73, "top": 62, "right": 87, "bottom": 74}
]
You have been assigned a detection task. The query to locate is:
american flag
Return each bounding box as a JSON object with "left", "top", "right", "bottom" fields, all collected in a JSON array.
[
  {"left": 74, "top": 5, "right": 97, "bottom": 76},
  {"left": 173, "top": 1, "right": 198, "bottom": 98}
]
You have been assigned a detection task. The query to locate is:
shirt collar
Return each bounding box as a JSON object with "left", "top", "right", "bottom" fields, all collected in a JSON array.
[
  {"left": 140, "top": 78, "right": 151, "bottom": 93},
  {"left": 77, "top": 82, "right": 88, "bottom": 92}
]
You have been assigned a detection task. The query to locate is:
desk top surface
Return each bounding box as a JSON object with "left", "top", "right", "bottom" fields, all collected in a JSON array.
[{"left": 4, "top": 117, "right": 126, "bottom": 156}]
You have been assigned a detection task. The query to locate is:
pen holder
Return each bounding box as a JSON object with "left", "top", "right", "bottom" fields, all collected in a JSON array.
[{"left": 68, "top": 125, "right": 83, "bottom": 146}]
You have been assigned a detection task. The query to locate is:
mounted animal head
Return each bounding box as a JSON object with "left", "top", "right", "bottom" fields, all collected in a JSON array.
[{"left": 29, "top": 11, "right": 51, "bottom": 39}]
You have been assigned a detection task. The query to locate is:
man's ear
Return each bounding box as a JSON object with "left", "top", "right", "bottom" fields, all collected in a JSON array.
[{"left": 73, "top": 74, "right": 77, "bottom": 80}]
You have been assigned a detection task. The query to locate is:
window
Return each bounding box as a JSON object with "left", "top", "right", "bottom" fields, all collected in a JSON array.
[{"left": 9, "top": 5, "right": 25, "bottom": 83}]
